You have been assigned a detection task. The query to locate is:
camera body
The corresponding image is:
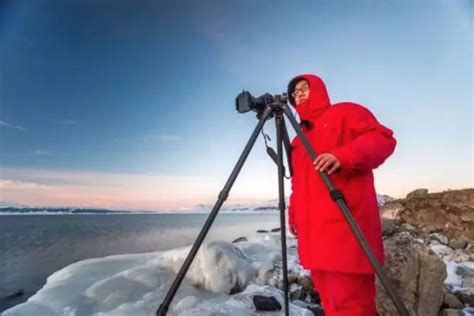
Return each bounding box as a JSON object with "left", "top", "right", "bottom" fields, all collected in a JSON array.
[{"left": 235, "top": 91, "right": 288, "bottom": 115}]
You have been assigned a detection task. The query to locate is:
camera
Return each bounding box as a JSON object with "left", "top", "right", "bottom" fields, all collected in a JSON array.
[{"left": 235, "top": 91, "right": 288, "bottom": 115}]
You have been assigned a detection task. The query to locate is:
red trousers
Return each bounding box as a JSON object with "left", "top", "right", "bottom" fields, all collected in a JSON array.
[{"left": 310, "top": 269, "right": 377, "bottom": 316}]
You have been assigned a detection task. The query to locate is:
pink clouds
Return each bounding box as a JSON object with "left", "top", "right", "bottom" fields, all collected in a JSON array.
[{"left": 0, "top": 168, "right": 221, "bottom": 211}]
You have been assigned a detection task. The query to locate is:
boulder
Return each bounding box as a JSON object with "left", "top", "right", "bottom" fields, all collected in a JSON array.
[
  {"left": 406, "top": 188, "right": 429, "bottom": 199},
  {"left": 376, "top": 232, "right": 447, "bottom": 316},
  {"left": 448, "top": 238, "right": 468, "bottom": 250},
  {"left": 381, "top": 218, "right": 397, "bottom": 236},
  {"left": 438, "top": 308, "right": 463, "bottom": 316},
  {"left": 443, "top": 292, "right": 464, "bottom": 309},
  {"left": 398, "top": 189, "right": 474, "bottom": 244}
]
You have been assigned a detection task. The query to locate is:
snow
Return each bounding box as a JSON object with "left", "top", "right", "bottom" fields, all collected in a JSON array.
[
  {"left": 3, "top": 233, "right": 313, "bottom": 316},
  {"left": 430, "top": 243, "right": 474, "bottom": 292}
]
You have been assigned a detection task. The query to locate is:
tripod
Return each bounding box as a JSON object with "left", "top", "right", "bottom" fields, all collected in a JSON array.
[{"left": 156, "top": 100, "right": 409, "bottom": 316}]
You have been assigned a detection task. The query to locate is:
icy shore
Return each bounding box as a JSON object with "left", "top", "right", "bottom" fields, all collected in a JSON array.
[{"left": 2, "top": 233, "right": 313, "bottom": 316}]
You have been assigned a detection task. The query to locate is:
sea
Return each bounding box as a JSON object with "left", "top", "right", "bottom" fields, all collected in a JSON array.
[{"left": 0, "top": 212, "right": 280, "bottom": 313}]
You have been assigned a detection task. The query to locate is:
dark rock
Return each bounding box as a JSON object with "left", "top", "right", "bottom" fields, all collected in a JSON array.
[
  {"left": 298, "top": 275, "right": 314, "bottom": 293},
  {"left": 381, "top": 218, "right": 396, "bottom": 236},
  {"left": 0, "top": 289, "right": 24, "bottom": 300},
  {"left": 456, "top": 265, "right": 474, "bottom": 277},
  {"left": 443, "top": 293, "right": 464, "bottom": 309},
  {"left": 306, "top": 304, "right": 325, "bottom": 316},
  {"left": 438, "top": 308, "right": 463, "bottom": 316},
  {"left": 457, "top": 292, "right": 474, "bottom": 306},
  {"left": 232, "top": 236, "right": 247, "bottom": 243}
]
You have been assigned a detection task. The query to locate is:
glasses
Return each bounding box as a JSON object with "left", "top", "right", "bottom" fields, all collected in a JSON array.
[{"left": 292, "top": 85, "right": 309, "bottom": 98}]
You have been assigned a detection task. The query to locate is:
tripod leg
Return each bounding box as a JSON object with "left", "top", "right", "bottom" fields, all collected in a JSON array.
[
  {"left": 156, "top": 106, "right": 274, "bottom": 316},
  {"left": 281, "top": 105, "right": 410, "bottom": 316},
  {"left": 275, "top": 112, "right": 290, "bottom": 316}
]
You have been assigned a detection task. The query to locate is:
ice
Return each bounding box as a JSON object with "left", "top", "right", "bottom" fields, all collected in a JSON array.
[
  {"left": 3, "top": 233, "right": 312, "bottom": 316},
  {"left": 429, "top": 243, "right": 474, "bottom": 295}
]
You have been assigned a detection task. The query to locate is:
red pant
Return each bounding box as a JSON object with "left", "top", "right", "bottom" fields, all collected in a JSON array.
[{"left": 310, "top": 269, "right": 377, "bottom": 316}]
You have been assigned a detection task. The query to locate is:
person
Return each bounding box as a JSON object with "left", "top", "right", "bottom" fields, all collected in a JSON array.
[{"left": 287, "top": 74, "right": 397, "bottom": 316}]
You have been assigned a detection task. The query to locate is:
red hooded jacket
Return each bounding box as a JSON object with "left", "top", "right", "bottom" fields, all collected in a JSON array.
[{"left": 287, "top": 74, "right": 396, "bottom": 273}]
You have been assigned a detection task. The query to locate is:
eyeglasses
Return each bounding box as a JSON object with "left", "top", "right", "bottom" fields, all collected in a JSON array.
[{"left": 292, "top": 85, "right": 309, "bottom": 98}]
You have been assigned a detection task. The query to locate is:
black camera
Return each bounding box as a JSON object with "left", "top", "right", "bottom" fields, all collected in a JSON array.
[{"left": 235, "top": 91, "right": 288, "bottom": 115}]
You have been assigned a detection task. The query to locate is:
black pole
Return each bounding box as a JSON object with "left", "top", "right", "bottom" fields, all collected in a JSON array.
[
  {"left": 156, "top": 106, "right": 274, "bottom": 316},
  {"left": 275, "top": 109, "right": 290, "bottom": 316},
  {"left": 281, "top": 105, "right": 409, "bottom": 316}
]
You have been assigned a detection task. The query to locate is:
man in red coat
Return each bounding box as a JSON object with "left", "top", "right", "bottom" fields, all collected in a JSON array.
[{"left": 287, "top": 74, "right": 396, "bottom": 316}]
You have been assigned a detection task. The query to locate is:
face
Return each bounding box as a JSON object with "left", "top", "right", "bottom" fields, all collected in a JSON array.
[{"left": 293, "top": 79, "right": 310, "bottom": 105}]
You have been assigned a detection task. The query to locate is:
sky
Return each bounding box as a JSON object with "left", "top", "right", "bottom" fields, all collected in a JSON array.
[{"left": 0, "top": 0, "right": 472, "bottom": 211}]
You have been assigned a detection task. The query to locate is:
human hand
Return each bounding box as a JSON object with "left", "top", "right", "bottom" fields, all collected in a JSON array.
[
  {"left": 313, "top": 153, "right": 341, "bottom": 175},
  {"left": 289, "top": 224, "right": 297, "bottom": 236}
]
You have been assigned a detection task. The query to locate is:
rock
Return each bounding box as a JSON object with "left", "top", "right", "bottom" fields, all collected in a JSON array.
[
  {"left": 406, "top": 188, "right": 429, "bottom": 199},
  {"left": 438, "top": 308, "right": 463, "bottom": 316},
  {"left": 428, "top": 233, "right": 449, "bottom": 245},
  {"left": 399, "top": 223, "right": 417, "bottom": 234},
  {"left": 298, "top": 275, "right": 314, "bottom": 294},
  {"left": 232, "top": 236, "right": 247, "bottom": 243},
  {"left": 0, "top": 289, "right": 24, "bottom": 300},
  {"left": 376, "top": 232, "right": 447, "bottom": 316},
  {"left": 452, "top": 251, "right": 470, "bottom": 263},
  {"left": 306, "top": 304, "right": 325, "bottom": 316},
  {"left": 290, "top": 286, "right": 306, "bottom": 301},
  {"left": 463, "top": 276, "right": 474, "bottom": 288},
  {"left": 457, "top": 292, "right": 474, "bottom": 306},
  {"left": 380, "top": 201, "right": 404, "bottom": 219},
  {"left": 443, "top": 293, "right": 464, "bottom": 309},
  {"left": 381, "top": 218, "right": 397, "bottom": 236},
  {"left": 291, "top": 300, "right": 324, "bottom": 316},
  {"left": 257, "top": 230, "right": 269, "bottom": 233},
  {"left": 456, "top": 264, "right": 474, "bottom": 277},
  {"left": 270, "top": 227, "right": 281, "bottom": 232},
  {"left": 448, "top": 238, "right": 468, "bottom": 250},
  {"left": 399, "top": 189, "right": 474, "bottom": 244}
]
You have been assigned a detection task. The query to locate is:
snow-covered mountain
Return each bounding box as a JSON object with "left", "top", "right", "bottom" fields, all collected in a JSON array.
[
  {"left": 0, "top": 207, "right": 152, "bottom": 215},
  {"left": 0, "top": 201, "right": 29, "bottom": 208},
  {"left": 194, "top": 193, "right": 395, "bottom": 213}
]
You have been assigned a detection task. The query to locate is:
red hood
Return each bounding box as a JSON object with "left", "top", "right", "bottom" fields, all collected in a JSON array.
[{"left": 287, "top": 74, "right": 331, "bottom": 123}]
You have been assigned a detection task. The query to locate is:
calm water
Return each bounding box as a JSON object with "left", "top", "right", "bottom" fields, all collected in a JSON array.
[{"left": 0, "top": 213, "right": 280, "bottom": 313}]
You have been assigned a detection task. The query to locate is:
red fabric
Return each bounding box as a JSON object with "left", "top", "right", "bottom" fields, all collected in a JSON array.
[
  {"left": 288, "top": 74, "right": 396, "bottom": 273},
  {"left": 311, "top": 269, "right": 377, "bottom": 316}
]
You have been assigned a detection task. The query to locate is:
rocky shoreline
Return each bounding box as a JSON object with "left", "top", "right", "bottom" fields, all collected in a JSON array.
[{"left": 232, "top": 188, "right": 474, "bottom": 316}]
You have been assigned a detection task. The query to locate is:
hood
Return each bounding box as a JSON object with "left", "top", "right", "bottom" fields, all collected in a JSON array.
[{"left": 287, "top": 74, "right": 331, "bottom": 123}]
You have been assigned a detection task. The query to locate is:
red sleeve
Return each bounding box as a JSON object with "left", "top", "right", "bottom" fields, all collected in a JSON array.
[{"left": 329, "top": 105, "right": 397, "bottom": 173}]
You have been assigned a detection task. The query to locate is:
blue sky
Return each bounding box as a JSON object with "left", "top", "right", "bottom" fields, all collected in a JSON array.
[{"left": 0, "top": 0, "right": 472, "bottom": 210}]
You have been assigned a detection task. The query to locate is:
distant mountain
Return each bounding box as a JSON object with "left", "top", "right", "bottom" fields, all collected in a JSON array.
[
  {"left": 193, "top": 194, "right": 395, "bottom": 213},
  {"left": 0, "top": 201, "right": 29, "bottom": 208},
  {"left": 0, "top": 207, "right": 154, "bottom": 215},
  {"left": 377, "top": 194, "right": 396, "bottom": 206}
]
